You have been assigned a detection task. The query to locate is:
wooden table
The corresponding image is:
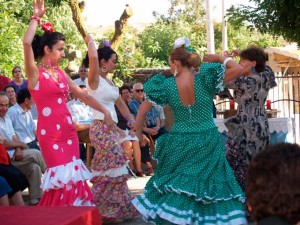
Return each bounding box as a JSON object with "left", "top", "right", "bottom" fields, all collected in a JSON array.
[{"left": 0, "top": 206, "right": 101, "bottom": 225}]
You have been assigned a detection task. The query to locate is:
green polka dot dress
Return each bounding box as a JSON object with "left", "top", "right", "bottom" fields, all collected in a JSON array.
[{"left": 131, "top": 63, "right": 246, "bottom": 225}]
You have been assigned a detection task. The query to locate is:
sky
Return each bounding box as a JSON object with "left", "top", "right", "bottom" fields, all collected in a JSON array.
[{"left": 83, "top": 0, "right": 251, "bottom": 27}]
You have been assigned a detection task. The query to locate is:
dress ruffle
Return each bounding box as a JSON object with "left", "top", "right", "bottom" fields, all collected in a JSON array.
[
  {"left": 132, "top": 129, "right": 246, "bottom": 224},
  {"left": 39, "top": 159, "right": 94, "bottom": 206}
]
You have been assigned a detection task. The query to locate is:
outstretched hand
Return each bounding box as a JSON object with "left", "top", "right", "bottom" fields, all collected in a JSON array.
[{"left": 33, "top": 0, "right": 48, "bottom": 18}]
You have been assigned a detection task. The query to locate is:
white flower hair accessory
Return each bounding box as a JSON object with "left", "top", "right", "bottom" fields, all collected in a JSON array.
[{"left": 173, "top": 37, "right": 191, "bottom": 49}]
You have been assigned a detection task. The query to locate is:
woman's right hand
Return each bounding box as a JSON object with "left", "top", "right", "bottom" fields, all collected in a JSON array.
[
  {"left": 103, "top": 111, "right": 115, "bottom": 129},
  {"left": 33, "top": 0, "right": 48, "bottom": 18}
]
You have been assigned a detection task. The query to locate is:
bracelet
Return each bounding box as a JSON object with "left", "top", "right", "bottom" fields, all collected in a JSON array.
[
  {"left": 127, "top": 119, "right": 135, "bottom": 123},
  {"left": 87, "top": 40, "right": 95, "bottom": 48},
  {"left": 30, "top": 16, "right": 40, "bottom": 25},
  {"left": 124, "top": 113, "right": 133, "bottom": 119},
  {"left": 223, "top": 57, "right": 233, "bottom": 67}
]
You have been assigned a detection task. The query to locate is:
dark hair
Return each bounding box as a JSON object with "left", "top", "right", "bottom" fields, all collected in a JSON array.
[
  {"left": 169, "top": 47, "right": 201, "bottom": 69},
  {"left": 4, "top": 85, "right": 16, "bottom": 93},
  {"left": 32, "top": 32, "right": 66, "bottom": 59},
  {"left": 12, "top": 66, "right": 21, "bottom": 75},
  {"left": 78, "top": 85, "right": 86, "bottom": 89},
  {"left": 83, "top": 46, "right": 117, "bottom": 68},
  {"left": 16, "top": 88, "right": 31, "bottom": 104},
  {"left": 119, "top": 85, "right": 131, "bottom": 95},
  {"left": 240, "top": 46, "right": 266, "bottom": 73},
  {"left": 246, "top": 143, "right": 300, "bottom": 224}
]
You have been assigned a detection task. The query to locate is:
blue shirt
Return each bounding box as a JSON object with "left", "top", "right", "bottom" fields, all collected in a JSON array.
[{"left": 128, "top": 98, "right": 159, "bottom": 127}]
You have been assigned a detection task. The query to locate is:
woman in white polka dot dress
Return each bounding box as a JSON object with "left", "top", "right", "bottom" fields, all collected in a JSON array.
[
  {"left": 131, "top": 41, "right": 248, "bottom": 224},
  {"left": 22, "top": 0, "right": 113, "bottom": 206}
]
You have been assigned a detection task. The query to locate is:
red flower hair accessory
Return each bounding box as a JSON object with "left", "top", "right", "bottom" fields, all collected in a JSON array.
[{"left": 41, "top": 22, "right": 54, "bottom": 33}]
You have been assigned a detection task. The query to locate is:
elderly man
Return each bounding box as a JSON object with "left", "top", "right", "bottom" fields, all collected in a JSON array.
[
  {"left": 8, "top": 88, "right": 39, "bottom": 150},
  {"left": 73, "top": 65, "right": 88, "bottom": 86},
  {"left": 0, "top": 92, "right": 46, "bottom": 205},
  {"left": 128, "top": 83, "right": 168, "bottom": 175}
]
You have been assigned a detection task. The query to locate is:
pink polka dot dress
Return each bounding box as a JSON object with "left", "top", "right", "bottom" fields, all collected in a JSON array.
[{"left": 30, "top": 67, "right": 93, "bottom": 206}]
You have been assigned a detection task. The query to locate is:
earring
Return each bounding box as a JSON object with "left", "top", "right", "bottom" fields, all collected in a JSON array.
[
  {"left": 174, "top": 66, "right": 178, "bottom": 77},
  {"left": 251, "top": 66, "right": 255, "bottom": 74},
  {"left": 101, "top": 67, "right": 107, "bottom": 73}
]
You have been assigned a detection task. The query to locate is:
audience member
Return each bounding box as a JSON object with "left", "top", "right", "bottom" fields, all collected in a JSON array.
[
  {"left": 67, "top": 85, "right": 93, "bottom": 161},
  {"left": 4, "top": 85, "right": 17, "bottom": 107},
  {"left": 0, "top": 136, "right": 28, "bottom": 206},
  {"left": 115, "top": 104, "right": 145, "bottom": 177},
  {"left": 0, "top": 74, "right": 11, "bottom": 91},
  {"left": 8, "top": 88, "right": 39, "bottom": 150},
  {"left": 129, "top": 82, "right": 167, "bottom": 175},
  {"left": 120, "top": 85, "right": 132, "bottom": 104},
  {"left": 8, "top": 66, "right": 28, "bottom": 93},
  {"left": 0, "top": 92, "right": 45, "bottom": 205},
  {"left": 73, "top": 65, "right": 88, "bottom": 86},
  {"left": 246, "top": 143, "right": 300, "bottom": 225}
]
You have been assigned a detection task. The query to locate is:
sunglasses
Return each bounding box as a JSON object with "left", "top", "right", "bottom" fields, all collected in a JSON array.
[
  {"left": 135, "top": 89, "right": 144, "bottom": 93},
  {"left": 79, "top": 69, "right": 88, "bottom": 72}
]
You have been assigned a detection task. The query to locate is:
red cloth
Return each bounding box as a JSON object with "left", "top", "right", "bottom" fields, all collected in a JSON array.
[
  {"left": 0, "top": 206, "right": 101, "bottom": 225},
  {"left": 0, "top": 75, "right": 11, "bottom": 91},
  {"left": 0, "top": 144, "right": 10, "bottom": 165}
]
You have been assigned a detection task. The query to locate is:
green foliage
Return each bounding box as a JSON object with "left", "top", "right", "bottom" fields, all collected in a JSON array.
[
  {"left": 0, "top": 0, "right": 86, "bottom": 77},
  {"left": 227, "top": 0, "right": 300, "bottom": 46},
  {"left": 214, "top": 22, "right": 285, "bottom": 53}
]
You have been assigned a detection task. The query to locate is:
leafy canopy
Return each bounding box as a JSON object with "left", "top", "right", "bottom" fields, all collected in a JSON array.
[{"left": 227, "top": 0, "right": 300, "bottom": 45}]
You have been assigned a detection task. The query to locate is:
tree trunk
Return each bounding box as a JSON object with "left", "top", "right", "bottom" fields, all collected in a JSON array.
[
  {"left": 111, "top": 6, "right": 133, "bottom": 50},
  {"left": 69, "top": 0, "right": 87, "bottom": 38}
]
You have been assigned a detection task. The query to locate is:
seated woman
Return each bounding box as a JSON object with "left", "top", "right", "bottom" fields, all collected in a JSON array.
[
  {"left": 0, "top": 176, "right": 24, "bottom": 206},
  {"left": 0, "top": 136, "right": 28, "bottom": 205}
]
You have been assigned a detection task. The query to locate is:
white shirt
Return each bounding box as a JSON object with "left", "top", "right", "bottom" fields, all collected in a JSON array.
[
  {"left": 154, "top": 105, "right": 166, "bottom": 120},
  {"left": 73, "top": 77, "right": 87, "bottom": 86},
  {"left": 67, "top": 99, "right": 93, "bottom": 124},
  {"left": 8, "top": 104, "right": 36, "bottom": 144},
  {"left": 0, "top": 114, "right": 17, "bottom": 158},
  {"left": 86, "top": 77, "right": 119, "bottom": 123}
]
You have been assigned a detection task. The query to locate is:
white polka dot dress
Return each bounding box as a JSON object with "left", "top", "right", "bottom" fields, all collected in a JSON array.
[
  {"left": 29, "top": 67, "right": 93, "bottom": 206},
  {"left": 131, "top": 63, "right": 247, "bottom": 224}
]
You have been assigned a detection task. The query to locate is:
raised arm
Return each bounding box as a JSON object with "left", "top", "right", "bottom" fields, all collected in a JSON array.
[
  {"left": 203, "top": 54, "right": 244, "bottom": 83},
  {"left": 23, "top": 0, "right": 47, "bottom": 89},
  {"left": 85, "top": 36, "right": 100, "bottom": 90}
]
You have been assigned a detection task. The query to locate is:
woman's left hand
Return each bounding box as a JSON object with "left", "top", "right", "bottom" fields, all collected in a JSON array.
[{"left": 33, "top": 0, "right": 48, "bottom": 18}]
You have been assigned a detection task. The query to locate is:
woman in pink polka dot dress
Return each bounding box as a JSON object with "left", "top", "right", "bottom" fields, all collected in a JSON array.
[{"left": 23, "top": 0, "right": 113, "bottom": 206}]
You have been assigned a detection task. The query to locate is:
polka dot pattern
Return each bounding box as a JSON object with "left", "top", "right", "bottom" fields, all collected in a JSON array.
[
  {"left": 30, "top": 67, "right": 92, "bottom": 206},
  {"left": 134, "top": 64, "right": 246, "bottom": 224},
  {"left": 42, "top": 107, "right": 51, "bottom": 117}
]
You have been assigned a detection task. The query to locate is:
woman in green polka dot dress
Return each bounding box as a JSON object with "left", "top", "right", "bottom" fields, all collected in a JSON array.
[{"left": 131, "top": 38, "right": 247, "bottom": 225}]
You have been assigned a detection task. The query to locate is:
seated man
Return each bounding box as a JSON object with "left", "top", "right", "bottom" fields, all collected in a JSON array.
[
  {"left": 73, "top": 65, "right": 88, "bottom": 86},
  {"left": 67, "top": 85, "right": 93, "bottom": 161},
  {"left": 8, "top": 88, "right": 39, "bottom": 150},
  {"left": 4, "top": 85, "right": 17, "bottom": 107},
  {"left": 129, "top": 83, "right": 167, "bottom": 175},
  {"left": 0, "top": 92, "right": 46, "bottom": 205}
]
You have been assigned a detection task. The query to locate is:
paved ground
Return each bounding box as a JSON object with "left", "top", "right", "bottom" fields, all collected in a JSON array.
[{"left": 23, "top": 176, "right": 253, "bottom": 224}]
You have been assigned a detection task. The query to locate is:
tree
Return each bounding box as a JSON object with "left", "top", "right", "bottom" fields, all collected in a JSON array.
[{"left": 227, "top": 0, "right": 300, "bottom": 46}]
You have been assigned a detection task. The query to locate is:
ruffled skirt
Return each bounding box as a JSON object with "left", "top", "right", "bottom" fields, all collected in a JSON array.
[
  {"left": 132, "top": 128, "right": 247, "bottom": 225},
  {"left": 90, "top": 120, "right": 138, "bottom": 219},
  {"left": 38, "top": 159, "right": 93, "bottom": 206}
]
